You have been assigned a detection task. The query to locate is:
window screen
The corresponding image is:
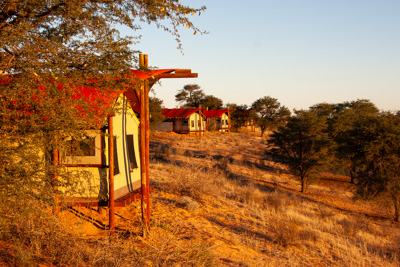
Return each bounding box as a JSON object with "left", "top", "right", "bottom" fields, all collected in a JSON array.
[
  {"left": 66, "top": 136, "right": 96, "bottom": 156},
  {"left": 126, "top": 134, "right": 138, "bottom": 171},
  {"left": 113, "top": 136, "right": 120, "bottom": 175}
]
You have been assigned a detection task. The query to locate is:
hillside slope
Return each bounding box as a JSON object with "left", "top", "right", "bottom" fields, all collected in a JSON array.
[
  {"left": 144, "top": 131, "right": 400, "bottom": 266},
  {"left": 1, "top": 131, "right": 399, "bottom": 266}
]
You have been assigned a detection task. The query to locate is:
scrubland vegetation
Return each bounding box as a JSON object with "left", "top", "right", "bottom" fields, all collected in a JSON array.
[{"left": 2, "top": 131, "right": 399, "bottom": 266}]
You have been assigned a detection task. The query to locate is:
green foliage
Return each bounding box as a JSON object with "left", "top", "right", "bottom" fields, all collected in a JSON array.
[
  {"left": 1, "top": 1, "right": 206, "bottom": 75},
  {"left": 200, "top": 95, "right": 223, "bottom": 110},
  {"left": 350, "top": 113, "right": 400, "bottom": 221},
  {"left": 267, "top": 110, "right": 333, "bottom": 193},
  {"left": 149, "top": 96, "right": 165, "bottom": 130},
  {"left": 330, "top": 99, "right": 380, "bottom": 183},
  {"left": 228, "top": 104, "right": 254, "bottom": 132},
  {"left": 251, "top": 96, "right": 290, "bottom": 137},
  {"left": 175, "top": 84, "right": 222, "bottom": 109},
  {"left": 0, "top": 1, "right": 207, "bottom": 259},
  {"left": 175, "top": 84, "right": 205, "bottom": 107},
  {"left": 0, "top": 0, "right": 206, "bottom": 192}
]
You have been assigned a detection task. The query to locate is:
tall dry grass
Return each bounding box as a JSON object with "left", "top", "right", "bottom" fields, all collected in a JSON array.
[
  {"left": 1, "top": 131, "right": 399, "bottom": 266},
  {"left": 149, "top": 131, "right": 400, "bottom": 266}
]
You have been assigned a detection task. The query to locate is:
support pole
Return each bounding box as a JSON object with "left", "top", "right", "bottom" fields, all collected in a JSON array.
[
  {"left": 228, "top": 110, "right": 231, "bottom": 133},
  {"left": 108, "top": 115, "right": 115, "bottom": 234},
  {"left": 139, "top": 54, "right": 149, "bottom": 236},
  {"left": 144, "top": 54, "right": 151, "bottom": 223},
  {"left": 199, "top": 106, "right": 202, "bottom": 139},
  {"left": 52, "top": 135, "right": 59, "bottom": 215}
]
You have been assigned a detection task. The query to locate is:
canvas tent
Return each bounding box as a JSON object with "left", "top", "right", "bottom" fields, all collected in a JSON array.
[
  {"left": 202, "top": 109, "right": 231, "bottom": 132},
  {"left": 161, "top": 108, "right": 206, "bottom": 135},
  {"left": 63, "top": 89, "right": 142, "bottom": 202},
  {"left": 3, "top": 54, "right": 198, "bottom": 233}
]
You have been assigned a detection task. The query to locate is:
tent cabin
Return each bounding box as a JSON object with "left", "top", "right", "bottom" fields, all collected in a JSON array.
[
  {"left": 230, "top": 108, "right": 256, "bottom": 132},
  {"left": 161, "top": 108, "right": 206, "bottom": 135},
  {"left": 64, "top": 65, "right": 199, "bottom": 232},
  {"left": 242, "top": 109, "right": 256, "bottom": 132},
  {"left": 3, "top": 54, "right": 198, "bottom": 232},
  {"left": 63, "top": 89, "right": 142, "bottom": 202},
  {"left": 202, "top": 109, "right": 231, "bottom": 132}
]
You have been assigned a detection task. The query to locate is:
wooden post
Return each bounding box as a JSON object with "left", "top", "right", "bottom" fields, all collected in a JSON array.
[
  {"left": 228, "top": 110, "right": 231, "bottom": 133},
  {"left": 139, "top": 54, "right": 149, "bottom": 235},
  {"left": 52, "top": 135, "right": 59, "bottom": 215},
  {"left": 144, "top": 54, "right": 151, "bottom": 225},
  {"left": 108, "top": 115, "right": 115, "bottom": 234}
]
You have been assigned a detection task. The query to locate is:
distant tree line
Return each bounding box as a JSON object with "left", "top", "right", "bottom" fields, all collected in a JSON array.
[
  {"left": 151, "top": 85, "right": 400, "bottom": 221},
  {"left": 267, "top": 99, "right": 400, "bottom": 222}
]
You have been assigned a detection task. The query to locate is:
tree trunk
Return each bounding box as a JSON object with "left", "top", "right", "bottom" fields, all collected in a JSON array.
[
  {"left": 349, "top": 162, "right": 356, "bottom": 184},
  {"left": 260, "top": 127, "right": 265, "bottom": 137},
  {"left": 301, "top": 175, "right": 307, "bottom": 193},
  {"left": 391, "top": 193, "right": 399, "bottom": 222}
]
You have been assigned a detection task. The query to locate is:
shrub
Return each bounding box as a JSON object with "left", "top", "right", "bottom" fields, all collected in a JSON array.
[
  {"left": 272, "top": 220, "right": 300, "bottom": 247},
  {"left": 263, "top": 191, "right": 285, "bottom": 213},
  {"left": 178, "top": 196, "right": 200, "bottom": 211},
  {"left": 153, "top": 144, "right": 171, "bottom": 161},
  {"left": 298, "top": 228, "right": 320, "bottom": 243},
  {"left": 165, "top": 165, "right": 223, "bottom": 201}
]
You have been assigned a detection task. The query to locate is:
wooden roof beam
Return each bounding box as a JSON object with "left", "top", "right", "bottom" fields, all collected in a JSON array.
[{"left": 157, "top": 69, "right": 198, "bottom": 79}]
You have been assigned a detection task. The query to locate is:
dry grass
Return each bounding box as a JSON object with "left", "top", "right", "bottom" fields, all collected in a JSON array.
[
  {"left": 148, "top": 131, "right": 400, "bottom": 266},
  {"left": 1, "top": 131, "right": 400, "bottom": 266}
]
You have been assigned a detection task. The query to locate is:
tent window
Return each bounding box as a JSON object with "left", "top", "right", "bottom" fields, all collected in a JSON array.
[
  {"left": 126, "top": 134, "right": 138, "bottom": 171},
  {"left": 66, "top": 136, "right": 96, "bottom": 156},
  {"left": 113, "top": 136, "right": 120, "bottom": 175},
  {"left": 63, "top": 131, "right": 103, "bottom": 166},
  {"left": 191, "top": 120, "right": 194, "bottom": 128}
]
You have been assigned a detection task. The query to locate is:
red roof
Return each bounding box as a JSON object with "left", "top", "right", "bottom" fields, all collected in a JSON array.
[
  {"left": 162, "top": 108, "right": 202, "bottom": 118},
  {"left": 202, "top": 109, "right": 229, "bottom": 118}
]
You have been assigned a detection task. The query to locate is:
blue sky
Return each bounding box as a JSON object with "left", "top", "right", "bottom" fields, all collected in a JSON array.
[{"left": 122, "top": 0, "right": 400, "bottom": 111}]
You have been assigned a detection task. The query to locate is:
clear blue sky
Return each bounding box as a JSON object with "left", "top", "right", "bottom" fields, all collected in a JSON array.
[{"left": 121, "top": 0, "right": 400, "bottom": 111}]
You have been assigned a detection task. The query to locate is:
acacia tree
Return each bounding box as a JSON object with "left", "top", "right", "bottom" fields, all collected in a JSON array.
[
  {"left": 251, "top": 96, "right": 290, "bottom": 137},
  {"left": 199, "top": 95, "right": 223, "bottom": 110},
  {"left": 149, "top": 96, "right": 165, "bottom": 130},
  {"left": 331, "top": 100, "right": 379, "bottom": 183},
  {"left": 267, "top": 110, "right": 333, "bottom": 193},
  {"left": 175, "top": 84, "right": 206, "bottom": 107},
  {"left": 0, "top": 0, "right": 206, "bottom": 240},
  {"left": 228, "top": 104, "right": 253, "bottom": 131},
  {"left": 349, "top": 112, "right": 400, "bottom": 221}
]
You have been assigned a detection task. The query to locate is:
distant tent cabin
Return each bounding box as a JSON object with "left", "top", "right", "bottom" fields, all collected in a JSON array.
[
  {"left": 231, "top": 108, "right": 256, "bottom": 132},
  {"left": 202, "top": 109, "right": 231, "bottom": 132},
  {"left": 160, "top": 108, "right": 206, "bottom": 136},
  {"left": 242, "top": 109, "right": 256, "bottom": 132}
]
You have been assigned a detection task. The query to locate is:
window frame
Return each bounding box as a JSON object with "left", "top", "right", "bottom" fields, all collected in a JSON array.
[{"left": 63, "top": 130, "right": 104, "bottom": 167}]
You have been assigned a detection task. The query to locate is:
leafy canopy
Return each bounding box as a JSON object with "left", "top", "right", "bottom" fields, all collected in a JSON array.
[
  {"left": 267, "top": 110, "right": 333, "bottom": 193},
  {"left": 175, "top": 84, "right": 205, "bottom": 107},
  {"left": 351, "top": 112, "right": 400, "bottom": 221},
  {"left": 0, "top": 0, "right": 206, "bottom": 219},
  {"left": 251, "top": 96, "right": 290, "bottom": 137}
]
